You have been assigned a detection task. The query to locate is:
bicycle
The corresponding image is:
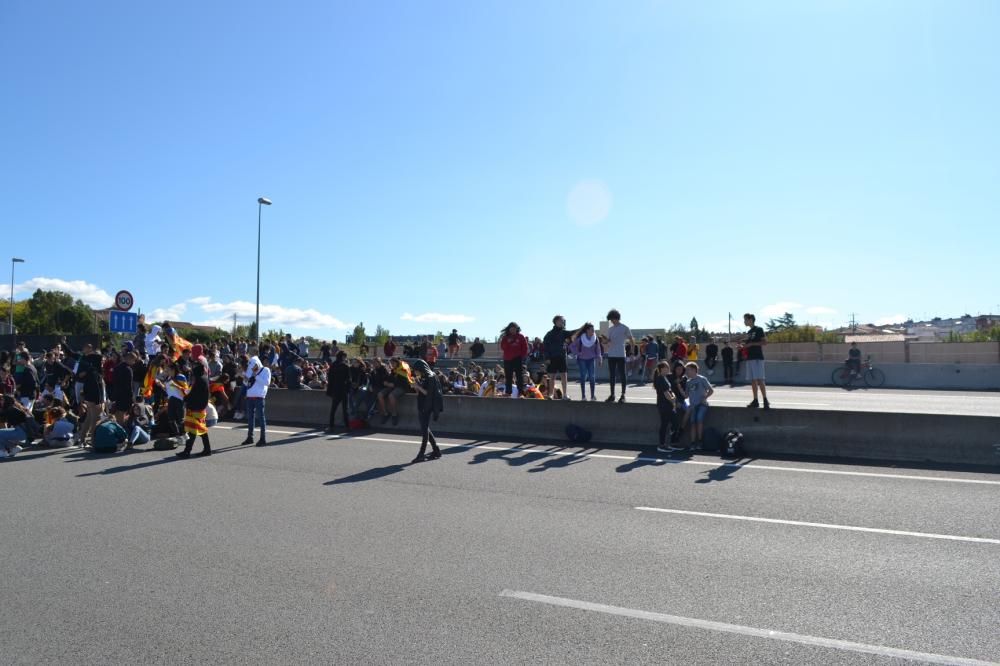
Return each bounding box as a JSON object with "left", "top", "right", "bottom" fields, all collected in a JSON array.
[{"left": 831, "top": 356, "right": 885, "bottom": 389}]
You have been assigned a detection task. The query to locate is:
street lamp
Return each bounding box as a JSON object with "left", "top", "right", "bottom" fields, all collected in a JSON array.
[
  {"left": 255, "top": 197, "right": 272, "bottom": 343},
  {"left": 9, "top": 257, "right": 24, "bottom": 351}
]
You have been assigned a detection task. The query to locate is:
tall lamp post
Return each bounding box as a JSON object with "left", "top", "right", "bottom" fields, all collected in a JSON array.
[
  {"left": 9, "top": 257, "right": 24, "bottom": 351},
  {"left": 255, "top": 197, "right": 272, "bottom": 343}
]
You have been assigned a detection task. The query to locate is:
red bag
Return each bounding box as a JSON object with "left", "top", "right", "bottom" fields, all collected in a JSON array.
[{"left": 348, "top": 418, "right": 368, "bottom": 431}]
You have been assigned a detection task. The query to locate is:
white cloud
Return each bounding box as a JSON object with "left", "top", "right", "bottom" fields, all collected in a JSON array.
[
  {"left": 198, "top": 299, "right": 352, "bottom": 330},
  {"left": 186, "top": 296, "right": 211, "bottom": 305},
  {"left": 805, "top": 306, "right": 837, "bottom": 315},
  {"left": 874, "top": 314, "right": 906, "bottom": 326},
  {"left": 759, "top": 301, "right": 803, "bottom": 317},
  {"left": 11, "top": 277, "right": 113, "bottom": 309},
  {"left": 702, "top": 319, "right": 735, "bottom": 333},
  {"left": 148, "top": 302, "right": 188, "bottom": 321},
  {"left": 401, "top": 312, "right": 477, "bottom": 324}
]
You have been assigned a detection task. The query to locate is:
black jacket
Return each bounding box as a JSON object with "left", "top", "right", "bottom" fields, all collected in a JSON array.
[
  {"left": 185, "top": 376, "right": 210, "bottom": 411},
  {"left": 326, "top": 361, "right": 351, "bottom": 396},
  {"left": 111, "top": 363, "right": 134, "bottom": 405}
]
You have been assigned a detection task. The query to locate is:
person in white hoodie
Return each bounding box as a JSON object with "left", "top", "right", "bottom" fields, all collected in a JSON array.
[
  {"left": 241, "top": 345, "right": 272, "bottom": 447},
  {"left": 145, "top": 324, "right": 163, "bottom": 358}
]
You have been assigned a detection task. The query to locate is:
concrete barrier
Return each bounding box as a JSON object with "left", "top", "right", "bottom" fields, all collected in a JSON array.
[{"left": 263, "top": 390, "right": 1000, "bottom": 469}]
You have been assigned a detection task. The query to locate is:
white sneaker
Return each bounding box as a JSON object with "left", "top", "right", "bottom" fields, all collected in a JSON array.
[
  {"left": 233, "top": 411, "right": 244, "bottom": 420},
  {"left": 10, "top": 446, "right": 22, "bottom": 457},
  {"left": 590, "top": 396, "right": 597, "bottom": 401}
]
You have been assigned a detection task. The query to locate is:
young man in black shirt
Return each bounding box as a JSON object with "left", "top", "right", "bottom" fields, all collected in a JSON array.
[
  {"left": 743, "top": 313, "right": 770, "bottom": 409},
  {"left": 721, "top": 341, "right": 735, "bottom": 386},
  {"left": 543, "top": 315, "right": 573, "bottom": 400}
]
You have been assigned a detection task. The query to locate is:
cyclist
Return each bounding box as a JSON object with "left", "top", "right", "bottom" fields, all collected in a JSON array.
[{"left": 846, "top": 342, "right": 862, "bottom": 377}]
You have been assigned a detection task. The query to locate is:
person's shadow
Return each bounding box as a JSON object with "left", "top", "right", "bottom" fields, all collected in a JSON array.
[
  {"left": 527, "top": 449, "right": 591, "bottom": 473},
  {"left": 695, "top": 457, "right": 755, "bottom": 484},
  {"left": 616, "top": 452, "right": 671, "bottom": 473},
  {"left": 323, "top": 464, "right": 408, "bottom": 485}
]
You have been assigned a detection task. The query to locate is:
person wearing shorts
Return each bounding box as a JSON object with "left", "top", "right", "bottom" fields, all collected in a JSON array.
[
  {"left": 743, "top": 313, "right": 770, "bottom": 409},
  {"left": 543, "top": 315, "right": 573, "bottom": 400},
  {"left": 682, "top": 362, "right": 714, "bottom": 449}
]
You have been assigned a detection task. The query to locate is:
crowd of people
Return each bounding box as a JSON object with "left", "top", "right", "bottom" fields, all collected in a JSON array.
[{"left": 0, "top": 311, "right": 770, "bottom": 461}]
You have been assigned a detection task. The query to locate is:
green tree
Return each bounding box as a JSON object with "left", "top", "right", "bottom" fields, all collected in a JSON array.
[
  {"left": 766, "top": 312, "right": 797, "bottom": 332},
  {"left": 13, "top": 289, "right": 97, "bottom": 335},
  {"left": 690, "top": 317, "right": 699, "bottom": 332},
  {"left": 352, "top": 322, "right": 366, "bottom": 344},
  {"left": 374, "top": 324, "right": 390, "bottom": 346}
]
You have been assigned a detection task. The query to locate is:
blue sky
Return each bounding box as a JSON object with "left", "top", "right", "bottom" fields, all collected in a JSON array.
[{"left": 2, "top": 0, "right": 997, "bottom": 340}]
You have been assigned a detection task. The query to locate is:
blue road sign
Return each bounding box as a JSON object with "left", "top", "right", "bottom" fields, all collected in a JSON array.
[{"left": 109, "top": 310, "right": 138, "bottom": 334}]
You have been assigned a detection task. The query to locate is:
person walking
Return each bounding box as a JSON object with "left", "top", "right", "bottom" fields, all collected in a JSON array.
[
  {"left": 177, "top": 363, "right": 212, "bottom": 458},
  {"left": 326, "top": 350, "right": 351, "bottom": 431},
  {"left": 569, "top": 322, "right": 603, "bottom": 401},
  {"left": 743, "top": 313, "right": 770, "bottom": 409},
  {"left": 242, "top": 348, "right": 272, "bottom": 446},
  {"left": 74, "top": 351, "right": 106, "bottom": 447},
  {"left": 543, "top": 315, "right": 573, "bottom": 400},
  {"left": 499, "top": 322, "right": 529, "bottom": 398},
  {"left": 410, "top": 360, "right": 443, "bottom": 463},
  {"left": 604, "top": 309, "right": 633, "bottom": 403}
]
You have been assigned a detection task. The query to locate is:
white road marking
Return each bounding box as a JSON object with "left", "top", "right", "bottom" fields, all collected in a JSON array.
[
  {"left": 499, "top": 590, "right": 998, "bottom": 666},
  {"left": 216, "top": 425, "right": 316, "bottom": 436},
  {"left": 635, "top": 507, "right": 1000, "bottom": 545},
  {"left": 324, "top": 434, "right": 1000, "bottom": 486}
]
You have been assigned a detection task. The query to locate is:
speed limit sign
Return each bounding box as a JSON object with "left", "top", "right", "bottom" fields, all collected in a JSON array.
[{"left": 114, "top": 290, "right": 134, "bottom": 311}]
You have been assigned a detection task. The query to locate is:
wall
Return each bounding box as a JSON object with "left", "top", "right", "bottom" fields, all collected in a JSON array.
[{"left": 263, "top": 390, "right": 1000, "bottom": 468}]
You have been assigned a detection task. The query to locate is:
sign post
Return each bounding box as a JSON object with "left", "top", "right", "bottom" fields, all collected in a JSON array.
[{"left": 111, "top": 290, "right": 137, "bottom": 335}]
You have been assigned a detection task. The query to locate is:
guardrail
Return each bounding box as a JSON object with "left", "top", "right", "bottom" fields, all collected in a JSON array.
[{"left": 263, "top": 390, "right": 1000, "bottom": 469}]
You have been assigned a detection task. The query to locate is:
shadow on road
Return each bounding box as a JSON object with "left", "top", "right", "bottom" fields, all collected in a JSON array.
[
  {"left": 615, "top": 453, "right": 671, "bottom": 473},
  {"left": 324, "top": 464, "right": 411, "bottom": 485},
  {"left": 527, "top": 449, "right": 592, "bottom": 473},
  {"left": 695, "top": 457, "right": 758, "bottom": 484},
  {"left": 77, "top": 454, "right": 179, "bottom": 476}
]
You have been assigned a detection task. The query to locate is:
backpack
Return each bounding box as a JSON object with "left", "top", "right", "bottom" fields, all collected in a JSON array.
[
  {"left": 92, "top": 421, "right": 128, "bottom": 453},
  {"left": 721, "top": 430, "right": 744, "bottom": 459},
  {"left": 153, "top": 435, "right": 184, "bottom": 451},
  {"left": 565, "top": 424, "right": 593, "bottom": 444}
]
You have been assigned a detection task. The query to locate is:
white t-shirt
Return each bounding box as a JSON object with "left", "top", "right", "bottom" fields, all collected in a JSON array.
[{"left": 606, "top": 323, "right": 633, "bottom": 358}]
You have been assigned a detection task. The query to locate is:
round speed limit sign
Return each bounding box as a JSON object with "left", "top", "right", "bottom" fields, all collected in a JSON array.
[{"left": 114, "top": 290, "right": 134, "bottom": 311}]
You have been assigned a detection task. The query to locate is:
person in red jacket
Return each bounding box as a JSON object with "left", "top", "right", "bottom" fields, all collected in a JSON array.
[{"left": 499, "top": 322, "right": 528, "bottom": 398}]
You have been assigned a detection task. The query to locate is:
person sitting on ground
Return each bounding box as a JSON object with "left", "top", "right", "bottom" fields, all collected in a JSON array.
[
  {"left": 124, "top": 401, "right": 153, "bottom": 449},
  {"left": 42, "top": 406, "right": 76, "bottom": 448}
]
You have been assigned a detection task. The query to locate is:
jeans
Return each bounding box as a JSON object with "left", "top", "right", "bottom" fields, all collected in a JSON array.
[
  {"left": 417, "top": 410, "right": 440, "bottom": 457},
  {"left": 503, "top": 358, "right": 525, "bottom": 396},
  {"left": 247, "top": 397, "right": 266, "bottom": 439},
  {"left": 607, "top": 357, "right": 626, "bottom": 396},
  {"left": 657, "top": 403, "right": 675, "bottom": 446},
  {"left": 129, "top": 425, "right": 151, "bottom": 446},
  {"left": 0, "top": 426, "right": 26, "bottom": 453},
  {"left": 577, "top": 358, "right": 596, "bottom": 398}
]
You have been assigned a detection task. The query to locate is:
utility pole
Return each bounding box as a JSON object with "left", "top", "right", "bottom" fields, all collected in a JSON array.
[
  {"left": 849, "top": 313, "right": 858, "bottom": 333},
  {"left": 232, "top": 312, "right": 238, "bottom": 337}
]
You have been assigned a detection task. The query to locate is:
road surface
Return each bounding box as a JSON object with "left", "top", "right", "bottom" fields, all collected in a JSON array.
[{"left": 2, "top": 425, "right": 998, "bottom": 664}]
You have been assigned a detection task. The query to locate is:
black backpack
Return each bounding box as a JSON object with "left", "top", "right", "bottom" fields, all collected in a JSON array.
[
  {"left": 565, "top": 424, "right": 593, "bottom": 444},
  {"left": 721, "top": 430, "right": 744, "bottom": 458}
]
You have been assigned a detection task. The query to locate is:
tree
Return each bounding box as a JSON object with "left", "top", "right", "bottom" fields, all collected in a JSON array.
[
  {"left": 766, "top": 312, "right": 796, "bottom": 332},
  {"left": 352, "top": 322, "right": 366, "bottom": 345},
  {"left": 12, "top": 289, "right": 97, "bottom": 335},
  {"left": 690, "top": 317, "right": 699, "bottom": 332},
  {"left": 374, "top": 324, "right": 390, "bottom": 346}
]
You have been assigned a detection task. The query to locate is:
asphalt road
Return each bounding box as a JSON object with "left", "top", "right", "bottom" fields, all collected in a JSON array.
[
  {"left": 2, "top": 425, "right": 998, "bottom": 665},
  {"left": 555, "top": 382, "right": 1000, "bottom": 417}
]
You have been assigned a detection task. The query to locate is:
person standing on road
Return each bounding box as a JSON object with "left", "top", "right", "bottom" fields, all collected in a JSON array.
[
  {"left": 543, "top": 315, "right": 573, "bottom": 400},
  {"left": 743, "top": 313, "right": 770, "bottom": 409},
  {"left": 242, "top": 347, "right": 272, "bottom": 446},
  {"left": 326, "top": 351, "right": 351, "bottom": 432},
  {"left": 111, "top": 352, "right": 136, "bottom": 425},
  {"left": 500, "top": 323, "right": 529, "bottom": 398},
  {"left": 653, "top": 361, "right": 679, "bottom": 453},
  {"left": 177, "top": 362, "right": 212, "bottom": 458},
  {"left": 604, "top": 309, "right": 633, "bottom": 404},
  {"left": 410, "top": 360, "right": 443, "bottom": 463},
  {"left": 569, "top": 322, "right": 603, "bottom": 401},
  {"left": 682, "top": 362, "right": 714, "bottom": 449},
  {"left": 721, "top": 341, "right": 735, "bottom": 386}
]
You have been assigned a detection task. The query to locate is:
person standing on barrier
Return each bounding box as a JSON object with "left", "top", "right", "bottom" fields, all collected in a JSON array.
[
  {"left": 326, "top": 351, "right": 351, "bottom": 432},
  {"left": 543, "top": 315, "right": 573, "bottom": 400},
  {"left": 410, "top": 360, "right": 443, "bottom": 463},
  {"left": 604, "top": 309, "right": 633, "bottom": 404},
  {"left": 569, "top": 322, "right": 603, "bottom": 401},
  {"left": 242, "top": 347, "right": 272, "bottom": 446},
  {"left": 721, "top": 341, "right": 735, "bottom": 386},
  {"left": 742, "top": 313, "right": 770, "bottom": 409},
  {"left": 500, "top": 322, "right": 528, "bottom": 398},
  {"left": 653, "top": 362, "right": 679, "bottom": 453}
]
